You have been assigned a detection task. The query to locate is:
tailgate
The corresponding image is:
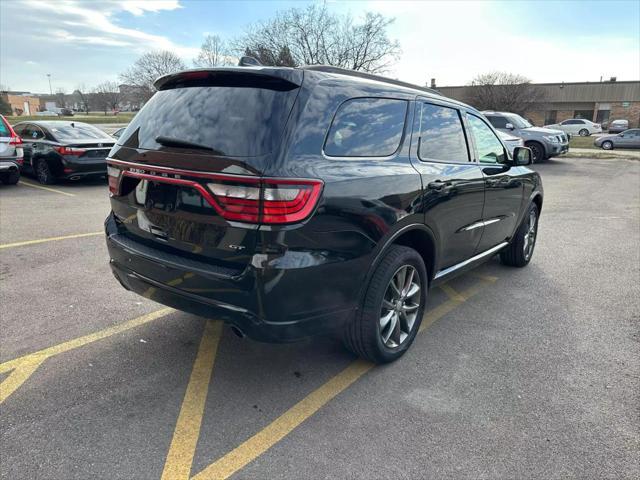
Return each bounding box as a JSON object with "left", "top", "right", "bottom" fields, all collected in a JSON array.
[{"left": 107, "top": 68, "right": 302, "bottom": 270}]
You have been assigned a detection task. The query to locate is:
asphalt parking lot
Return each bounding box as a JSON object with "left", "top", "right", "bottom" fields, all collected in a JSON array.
[{"left": 1, "top": 157, "right": 638, "bottom": 480}]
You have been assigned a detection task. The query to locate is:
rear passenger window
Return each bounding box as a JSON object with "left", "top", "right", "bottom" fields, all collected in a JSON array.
[
  {"left": 324, "top": 98, "right": 407, "bottom": 157},
  {"left": 418, "top": 103, "right": 469, "bottom": 163},
  {"left": 486, "top": 115, "right": 508, "bottom": 129}
]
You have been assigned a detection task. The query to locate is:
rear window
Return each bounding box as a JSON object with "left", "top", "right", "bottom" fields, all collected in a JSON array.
[
  {"left": 50, "top": 123, "right": 108, "bottom": 141},
  {"left": 120, "top": 85, "right": 299, "bottom": 157},
  {"left": 324, "top": 98, "right": 407, "bottom": 157}
]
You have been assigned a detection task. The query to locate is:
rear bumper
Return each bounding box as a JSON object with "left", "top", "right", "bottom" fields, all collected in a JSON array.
[
  {"left": 0, "top": 159, "right": 22, "bottom": 171},
  {"left": 105, "top": 213, "right": 360, "bottom": 342},
  {"left": 62, "top": 158, "right": 107, "bottom": 179}
]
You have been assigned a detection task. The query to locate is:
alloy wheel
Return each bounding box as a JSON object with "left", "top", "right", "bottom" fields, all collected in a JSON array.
[
  {"left": 379, "top": 265, "right": 421, "bottom": 348},
  {"left": 37, "top": 161, "right": 50, "bottom": 184},
  {"left": 523, "top": 209, "right": 537, "bottom": 260}
]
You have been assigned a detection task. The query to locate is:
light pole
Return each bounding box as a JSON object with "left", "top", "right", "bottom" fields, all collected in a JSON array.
[{"left": 46, "top": 74, "right": 52, "bottom": 95}]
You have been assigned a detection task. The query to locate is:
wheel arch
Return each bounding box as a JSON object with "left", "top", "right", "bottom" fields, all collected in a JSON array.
[
  {"left": 354, "top": 223, "right": 437, "bottom": 321},
  {"left": 524, "top": 140, "right": 547, "bottom": 160}
]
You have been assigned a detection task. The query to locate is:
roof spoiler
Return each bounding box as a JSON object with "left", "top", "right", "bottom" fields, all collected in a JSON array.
[{"left": 154, "top": 67, "right": 303, "bottom": 91}]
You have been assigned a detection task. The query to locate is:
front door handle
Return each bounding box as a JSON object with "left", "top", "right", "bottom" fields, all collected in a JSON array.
[{"left": 428, "top": 180, "right": 449, "bottom": 190}]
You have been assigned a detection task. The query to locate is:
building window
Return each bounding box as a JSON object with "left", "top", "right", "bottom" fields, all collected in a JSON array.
[
  {"left": 574, "top": 110, "right": 594, "bottom": 120},
  {"left": 544, "top": 110, "right": 557, "bottom": 125}
]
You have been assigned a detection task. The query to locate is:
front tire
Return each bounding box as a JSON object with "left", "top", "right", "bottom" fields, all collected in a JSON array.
[
  {"left": 500, "top": 203, "right": 539, "bottom": 267},
  {"left": 601, "top": 140, "right": 613, "bottom": 150},
  {"left": 344, "top": 245, "right": 428, "bottom": 364},
  {"left": 526, "top": 142, "right": 545, "bottom": 163},
  {"left": 36, "top": 159, "right": 56, "bottom": 184},
  {"left": 578, "top": 128, "right": 589, "bottom": 137}
]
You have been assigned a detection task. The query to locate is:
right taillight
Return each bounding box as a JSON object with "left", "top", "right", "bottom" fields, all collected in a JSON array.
[
  {"left": 107, "top": 165, "right": 122, "bottom": 195},
  {"left": 206, "top": 177, "right": 323, "bottom": 224}
]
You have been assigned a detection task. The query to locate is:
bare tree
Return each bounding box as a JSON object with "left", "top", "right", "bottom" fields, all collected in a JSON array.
[
  {"left": 237, "top": 4, "right": 400, "bottom": 73},
  {"left": 194, "top": 34, "right": 231, "bottom": 67},
  {"left": 73, "top": 85, "right": 92, "bottom": 113},
  {"left": 93, "top": 81, "right": 122, "bottom": 115},
  {"left": 120, "top": 51, "right": 186, "bottom": 102},
  {"left": 55, "top": 88, "right": 67, "bottom": 108},
  {"left": 466, "top": 72, "right": 544, "bottom": 114}
]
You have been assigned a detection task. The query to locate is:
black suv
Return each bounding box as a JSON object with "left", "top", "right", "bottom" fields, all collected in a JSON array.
[{"left": 105, "top": 66, "right": 542, "bottom": 363}]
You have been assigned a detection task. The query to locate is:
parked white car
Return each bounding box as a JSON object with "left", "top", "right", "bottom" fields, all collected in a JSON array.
[
  {"left": 35, "top": 110, "right": 59, "bottom": 117},
  {"left": 545, "top": 118, "right": 602, "bottom": 136}
]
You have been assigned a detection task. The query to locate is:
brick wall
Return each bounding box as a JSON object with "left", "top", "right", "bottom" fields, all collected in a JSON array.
[{"left": 610, "top": 102, "right": 640, "bottom": 127}]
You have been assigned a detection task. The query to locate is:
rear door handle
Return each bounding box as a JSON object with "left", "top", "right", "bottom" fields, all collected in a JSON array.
[{"left": 428, "top": 180, "right": 449, "bottom": 190}]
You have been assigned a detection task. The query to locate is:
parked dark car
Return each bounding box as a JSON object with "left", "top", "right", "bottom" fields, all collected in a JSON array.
[
  {"left": 594, "top": 129, "right": 640, "bottom": 150},
  {"left": 12, "top": 121, "right": 114, "bottom": 184},
  {"left": 607, "top": 119, "right": 629, "bottom": 134},
  {"left": 105, "top": 66, "right": 542, "bottom": 363},
  {"left": 0, "top": 114, "right": 23, "bottom": 185}
]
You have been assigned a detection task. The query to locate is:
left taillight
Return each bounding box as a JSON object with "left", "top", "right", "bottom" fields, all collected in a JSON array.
[
  {"left": 9, "top": 136, "right": 22, "bottom": 146},
  {"left": 56, "top": 146, "right": 86, "bottom": 156},
  {"left": 206, "top": 177, "right": 323, "bottom": 224},
  {"left": 107, "top": 165, "right": 122, "bottom": 195}
]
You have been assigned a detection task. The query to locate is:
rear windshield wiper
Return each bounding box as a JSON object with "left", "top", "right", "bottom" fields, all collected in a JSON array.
[{"left": 155, "top": 135, "right": 217, "bottom": 152}]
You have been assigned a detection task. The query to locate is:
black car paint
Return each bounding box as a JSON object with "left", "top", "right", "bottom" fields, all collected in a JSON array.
[
  {"left": 12, "top": 121, "right": 114, "bottom": 181},
  {"left": 105, "top": 68, "right": 543, "bottom": 342}
]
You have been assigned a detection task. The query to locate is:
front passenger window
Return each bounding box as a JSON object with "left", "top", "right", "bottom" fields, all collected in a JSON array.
[{"left": 467, "top": 115, "right": 506, "bottom": 164}]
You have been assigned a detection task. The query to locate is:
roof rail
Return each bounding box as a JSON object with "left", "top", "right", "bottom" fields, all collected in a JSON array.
[{"left": 302, "top": 65, "right": 441, "bottom": 96}]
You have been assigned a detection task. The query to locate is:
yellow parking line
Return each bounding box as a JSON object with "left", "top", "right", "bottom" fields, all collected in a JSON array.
[
  {"left": 192, "top": 359, "right": 373, "bottom": 480},
  {"left": 0, "top": 231, "right": 103, "bottom": 250},
  {"left": 438, "top": 283, "right": 467, "bottom": 302},
  {"left": 18, "top": 180, "right": 75, "bottom": 197},
  {"left": 0, "top": 356, "right": 47, "bottom": 404},
  {"left": 0, "top": 308, "right": 174, "bottom": 403},
  {"left": 191, "top": 278, "right": 496, "bottom": 480},
  {"left": 162, "top": 321, "right": 223, "bottom": 480}
]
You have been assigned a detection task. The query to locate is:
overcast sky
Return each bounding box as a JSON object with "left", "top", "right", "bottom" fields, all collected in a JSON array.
[{"left": 1, "top": 0, "right": 639, "bottom": 93}]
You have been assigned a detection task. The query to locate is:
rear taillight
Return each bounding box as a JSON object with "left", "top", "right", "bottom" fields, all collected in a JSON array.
[
  {"left": 56, "top": 146, "right": 86, "bottom": 156},
  {"left": 206, "top": 178, "right": 323, "bottom": 224},
  {"left": 107, "top": 160, "right": 323, "bottom": 225},
  {"left": 107, "top": 165, "right": 121, "bottom": 195},
  {"left": 9, "top": 136, "right": 22, "bottom": 146}
]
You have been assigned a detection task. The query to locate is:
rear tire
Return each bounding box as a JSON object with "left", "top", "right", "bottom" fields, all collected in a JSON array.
[
  {"left": 601, "top": 140, "right": 613, "bottom": 150},
  {"left": 344, "top": 245, "right": 428, "bottom": 364},
  {"left": 500, "top": 203, "right": 539, "bottom": 268},
  {"left": 578, "top": 128, "right": 589, "bottom": 137},
  {"left": 526, "top": 142, "right": 545, "bottom": 163},
  {"left": 0, "top": 170, "right": 20, "bottom": 185},
  {"left": 36, "top": 159, "right": 56, "bottom": 184}
]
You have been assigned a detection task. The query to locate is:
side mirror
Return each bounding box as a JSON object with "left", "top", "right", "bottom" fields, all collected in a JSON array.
[
  {"left": 512, "top": 146, "right": 532, "bottom": 166},
  {"left": 505, "top": 123, "right": 515, "bottom": 130},
  {"left": 618, "top": 133, "right": 624, "bottom": 137}
]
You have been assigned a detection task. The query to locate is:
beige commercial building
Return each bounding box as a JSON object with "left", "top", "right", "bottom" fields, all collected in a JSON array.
[
  {"left": 437, "top": 80, "right": 640, "bottom": 128},
  {"left": 0, "top": 91, "right": 42, "bottom": 116}
]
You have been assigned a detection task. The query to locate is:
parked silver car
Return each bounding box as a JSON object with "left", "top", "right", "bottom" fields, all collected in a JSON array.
[
  {"left": 483, "top": 111, "right": 568, "bottom": 163},
  {"left": 497, "top": 130, "right": 524, "bottom": 155},
  {"left": 0, "top": 114, "right": 23, "bottom": 185},
  {"left": 607, "top": 119, "right": 629, "bottom": 134},
  {"left": 594, "top": 129, "right": 640, "bottom": 150}
]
